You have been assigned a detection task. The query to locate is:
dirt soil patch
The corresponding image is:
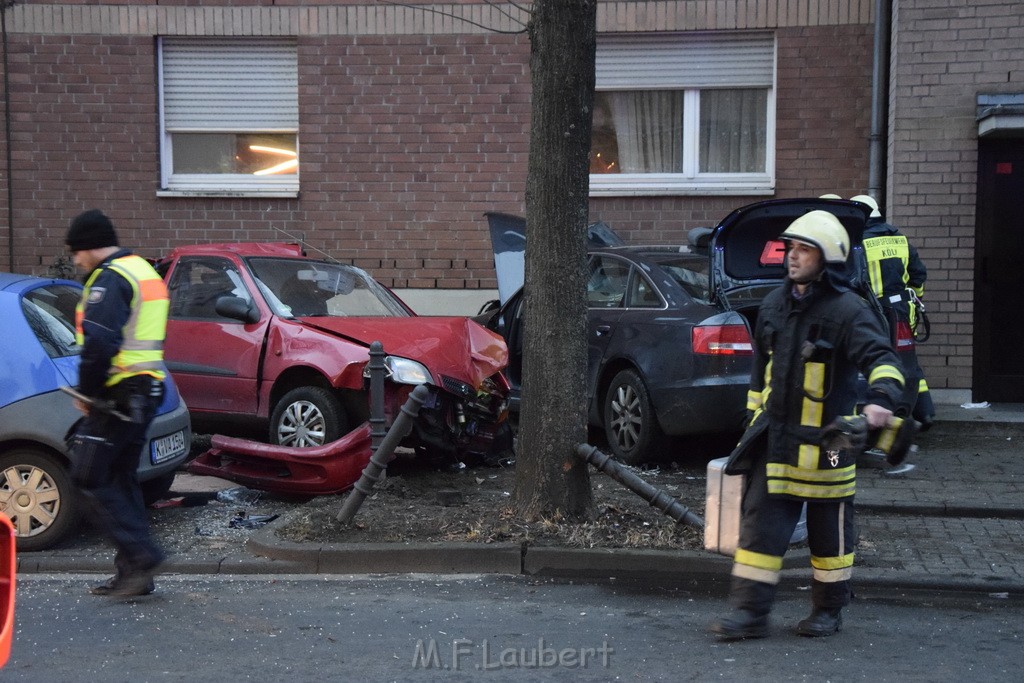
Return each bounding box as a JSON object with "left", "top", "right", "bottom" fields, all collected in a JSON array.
[{"left": 275, "top": 440, "right": 728, "bottom": 550}]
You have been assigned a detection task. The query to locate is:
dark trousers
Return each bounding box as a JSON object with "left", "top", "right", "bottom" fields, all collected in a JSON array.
[
  {"left": 70, "top": 378, "right": 165, "bottom": 575},
  {"left": 730, "top": 455, "right": 856, "bottom": 614}
]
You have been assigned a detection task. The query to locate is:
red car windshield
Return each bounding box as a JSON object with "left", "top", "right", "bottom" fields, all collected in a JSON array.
[{"left": 247, "top": 257, "right": 410, "bottom": 318}]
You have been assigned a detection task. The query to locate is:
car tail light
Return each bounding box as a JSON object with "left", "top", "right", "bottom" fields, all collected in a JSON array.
[
  {"left": 692, "top": 324, "right": 753, "bottom": 355},
  {"left": 895, "top": 321, "right": 915, "bottom": 349}
]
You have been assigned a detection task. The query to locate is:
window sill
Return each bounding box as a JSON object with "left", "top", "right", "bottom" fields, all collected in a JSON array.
[
  {"left": 589, "top": 173, "right": 775, "bottom": 197},
  {"left": 157, "top": 189, "right": 299, "bottom": 199}
]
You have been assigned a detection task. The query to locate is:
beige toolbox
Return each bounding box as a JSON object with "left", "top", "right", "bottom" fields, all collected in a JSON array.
[{"left": 704, "top": 456, "right": 807, "bottom": 557}]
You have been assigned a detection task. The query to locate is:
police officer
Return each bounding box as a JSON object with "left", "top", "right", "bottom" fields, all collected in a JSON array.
[
  {"left": 65, "top": 209, "right": 169, "bottom": 597},
  {"left": 710, "top": 211, "right": 904, "bottom": 639},
  {"left": 850, "top": 195, "right": 934, "bottom": 428}
]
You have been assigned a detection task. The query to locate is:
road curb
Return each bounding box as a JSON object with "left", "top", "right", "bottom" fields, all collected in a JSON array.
[{"left": 858, "top": 503, "right": 1024, "bottom": 519}]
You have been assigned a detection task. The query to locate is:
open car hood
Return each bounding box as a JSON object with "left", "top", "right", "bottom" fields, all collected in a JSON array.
[
  {"left": 706, "top": 198, "right": 871, "bottom": 306},
  {"left": 301, "top": 317, "right": 508, "bottom": 388},
  {"left": 485, "top": 212, "right": 625, "bottom": 305}
]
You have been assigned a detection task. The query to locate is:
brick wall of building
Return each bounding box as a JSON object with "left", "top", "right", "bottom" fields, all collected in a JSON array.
[
  {"left": 889, "top": 0, "right": 1024, "bottom": 392},
  {"left": 0, "top": 2, "right": 875, "bottom": 289}
]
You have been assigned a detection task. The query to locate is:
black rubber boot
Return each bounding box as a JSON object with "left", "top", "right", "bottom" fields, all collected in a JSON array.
[
  {"left": 711, "top": 609, "right": 769, "bottom": 640},
  {"left": 710, "top": 578, "right": 776, "bottom": 640},
  {"left": 796, "top": 608, "right": 842, "bottom": 637},
  {"left": 796, "top": 580, "right": 848, "bottom": 637}
]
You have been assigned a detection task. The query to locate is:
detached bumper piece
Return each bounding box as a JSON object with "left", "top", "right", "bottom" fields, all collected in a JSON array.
[{"left": 187, "top": 422, "right": 372, "bottom": 495}]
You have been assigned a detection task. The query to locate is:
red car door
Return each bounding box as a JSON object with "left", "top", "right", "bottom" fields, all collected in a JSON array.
[{"left": 163, "top": 256, "right": 270, "bottom": 416}]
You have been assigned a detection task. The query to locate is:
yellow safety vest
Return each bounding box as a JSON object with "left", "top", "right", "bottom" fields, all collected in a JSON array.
[{"left": 76, "top": 254, "right": 169, "bottom": 387}]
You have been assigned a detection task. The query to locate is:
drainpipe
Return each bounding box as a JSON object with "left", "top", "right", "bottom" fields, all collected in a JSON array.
[
  {"left": 1, "top": 2, "right": 13, "bottom": 272},
  {"left": 868, "top": 0, "right": 891, "bottom": 205}
]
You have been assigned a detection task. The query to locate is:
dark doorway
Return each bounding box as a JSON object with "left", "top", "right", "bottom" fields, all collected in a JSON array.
[{"left": 974, "top": 138, "right": 1024, "bottom": 401}]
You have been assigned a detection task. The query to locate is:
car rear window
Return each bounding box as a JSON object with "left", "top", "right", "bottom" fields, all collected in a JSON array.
[
  {"left": 21, "top": 284, "right": 81, "bottom": 358},
  {"left": 656, "top": 256, "right": 710, "bottom": 300}
]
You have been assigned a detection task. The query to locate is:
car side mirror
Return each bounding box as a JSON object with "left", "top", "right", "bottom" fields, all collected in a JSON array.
[{"left": 214, "top": 296, "right": 260, "bottom": 324}]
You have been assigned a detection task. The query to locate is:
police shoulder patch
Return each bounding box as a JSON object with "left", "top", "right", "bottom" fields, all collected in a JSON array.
[{"left": 87, "top": 287, "right": 106, "bottom": 304}]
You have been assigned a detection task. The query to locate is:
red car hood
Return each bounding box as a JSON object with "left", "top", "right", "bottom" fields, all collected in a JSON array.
[{"left": 300, "top": 317, "right": 508, "bottom": 388}]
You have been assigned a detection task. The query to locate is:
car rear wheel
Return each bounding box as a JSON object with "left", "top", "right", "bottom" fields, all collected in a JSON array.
[
  {"left": 270, "top": 386, "right": 348, "bottom": 447},
  {"left": 604, "top": 369, "right": 664, "bottom": 465},
  {"left": 0, "top": 448, "right": 78, "bottom": 551}
]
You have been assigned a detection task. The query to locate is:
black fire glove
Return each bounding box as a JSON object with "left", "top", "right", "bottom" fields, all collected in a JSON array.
[{"left": 820, "top": 415, "right": 869, "bottom": 455}]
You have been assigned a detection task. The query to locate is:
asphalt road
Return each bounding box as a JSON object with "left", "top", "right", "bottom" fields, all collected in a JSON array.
[{"left": 8, "top": 574, "right": 1022, "bottom": 681}]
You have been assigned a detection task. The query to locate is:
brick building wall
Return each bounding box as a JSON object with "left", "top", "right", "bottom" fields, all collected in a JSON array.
[
  {"left": 889, "top": 0, "right": 1024, "bottom": 394},
  {"left": 0, "top": 1, "right": 889, "bottom": 354}
]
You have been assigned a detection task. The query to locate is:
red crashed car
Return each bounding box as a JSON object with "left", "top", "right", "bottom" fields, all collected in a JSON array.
[{"left": 155, "top": 243, "right": 511, "bottom": 462}]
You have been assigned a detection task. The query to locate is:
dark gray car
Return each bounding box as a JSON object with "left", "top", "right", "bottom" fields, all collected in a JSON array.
[{"left": 480, "top": 199, "right": 874, "bottom": 464}]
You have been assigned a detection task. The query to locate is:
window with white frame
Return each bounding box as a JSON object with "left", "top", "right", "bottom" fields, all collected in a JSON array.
[
  {"left": 158, "top": 38, "right": 299, "bottom": 197},
  {"left": 590, "top": 32, "right": 776, "bottom": 196}
]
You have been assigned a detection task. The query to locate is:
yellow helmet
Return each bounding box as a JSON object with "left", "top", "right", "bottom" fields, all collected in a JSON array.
[
  {"left": 850, "top": 194, "right": 882, "bottom": 218},
  {"left": 779, "top": 210, "right": 850, "bottom": 264},
  {"left": 818, "top": 193, "right": 842, "bottom": 199}
]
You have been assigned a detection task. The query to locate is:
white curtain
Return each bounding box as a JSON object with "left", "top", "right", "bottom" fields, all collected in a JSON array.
[
  {"left": 608, "top": 91, "right": 683, "bottom": 173},
  {"left": 699, "top": 89, "right": 767, "bottom": 173}
]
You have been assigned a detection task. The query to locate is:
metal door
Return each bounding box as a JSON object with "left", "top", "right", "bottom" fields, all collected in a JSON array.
[{"left": 974, "top": 139, "right": 1024, "bottom": 401}]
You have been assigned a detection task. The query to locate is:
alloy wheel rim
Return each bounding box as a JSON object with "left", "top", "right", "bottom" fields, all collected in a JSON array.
[
  {"left": 277, "top": 400, "right": 327, "bottom": 447},
  {"left": 0, "top": 464, "right": 61, "bottom": 538},
  {"left": 610, "top": 384, "right": 642, "bottom": 453}
]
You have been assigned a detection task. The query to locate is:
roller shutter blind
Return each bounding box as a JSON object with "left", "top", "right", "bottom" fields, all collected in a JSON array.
[
  {"left": 596, "top": 33, "right": 775, "bottom": 90},
  {"left": 161, "top": 38, "right": 298, "bottom": 131}
]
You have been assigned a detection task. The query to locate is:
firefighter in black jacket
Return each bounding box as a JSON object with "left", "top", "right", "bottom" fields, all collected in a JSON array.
[
  {"left": 851, "top": 194, "right": 935, "bottom": 428},
  {"left": 711, "top": 211, "right": 905, "bottom": 639}
]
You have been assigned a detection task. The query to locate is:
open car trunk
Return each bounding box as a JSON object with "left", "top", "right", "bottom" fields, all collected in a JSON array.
[{"left": 705, "top": 198, "right": 873, "bottom": 326}]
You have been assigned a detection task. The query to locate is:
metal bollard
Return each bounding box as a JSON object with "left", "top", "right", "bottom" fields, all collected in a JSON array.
[
  {"left": 367, "top": 341, "right": 388, "bottom": 460},
  {"left": 575, "top": 443, "right": 705, "bottom": 530},
  {"left": 336, "top": 384, "right": 431, "bottom": 523}
]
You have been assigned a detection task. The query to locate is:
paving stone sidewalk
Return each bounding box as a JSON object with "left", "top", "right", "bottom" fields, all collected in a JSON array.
[{"left": 849, "top": 414, "right": 1024, "bottom": 592}]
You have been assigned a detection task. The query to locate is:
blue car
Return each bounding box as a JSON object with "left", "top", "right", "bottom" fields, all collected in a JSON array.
[{"left": 0, "top": 273, "right": 191, "bottom": 551}]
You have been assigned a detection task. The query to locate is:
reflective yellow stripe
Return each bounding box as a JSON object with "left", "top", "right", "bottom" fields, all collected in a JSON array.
[
  {"left": 732, "top": 564, "right": 782, "bottom": 585},
  {"left": 734, "top": 548, "right": 784, "bottom": 571},
  {"left": 803, "top": 362, "right": 824, "bottom": 400},
  {"left": 867, "top": 259, "right": 883, "bottom": 297},
  {"left": 811, "top": 553, "right": 856, "bottom": 571},
  {"left": 873, "top": 416, "right": 904, "bottom": 453},
  {"left": 767, "top": 479, "right": 857, "bottom": 499},
  {"left": 746, "top": 390, "right": 762, "bottom": 411},
  {"left": 767, "top": 463, "right": 856, "bottom": 483},
  {"left": 813, "top": 566, "right": 853, "bottom": 582},
  {"left": 766, "top": 462, "right": 856, "bottom": 498},
  {"left": 812, "top": 551, "right": 855, "bottom": 583},
  {"left": 919, "top": 378, "right": 929, "bottom": 393},
  {"left": 868, "top": 364, "right": 904, "bottom": 386},
  {"left": 800, "top": 361, "right": 824, "bottom": 430},
  {"left": 798, "top": 443, "right": 819, "bottom": 470}
]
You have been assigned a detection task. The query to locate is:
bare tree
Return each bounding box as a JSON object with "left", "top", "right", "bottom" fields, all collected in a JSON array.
[{"left": 512, "top": 0, "right": 597, "bottom": 521}]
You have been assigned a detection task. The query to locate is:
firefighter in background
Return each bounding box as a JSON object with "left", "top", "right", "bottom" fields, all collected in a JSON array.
[
  {"left": 711, "top": 211, "right": 904, "bottom": 639},
  {"left": 850, "top": 195, "right": 935, "bottom": 429},
  {"left": 65, "top": 209, "right": 169, "bottom": 597}
]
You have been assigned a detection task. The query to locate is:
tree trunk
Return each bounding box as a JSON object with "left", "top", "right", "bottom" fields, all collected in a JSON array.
[{"left": 512, "top": 0, "right": 597, "bottom": 521}]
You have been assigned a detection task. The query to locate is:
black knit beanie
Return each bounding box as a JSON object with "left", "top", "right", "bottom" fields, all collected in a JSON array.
[{"left": 66, "top": 209, "right": 119, "bottom": 252}]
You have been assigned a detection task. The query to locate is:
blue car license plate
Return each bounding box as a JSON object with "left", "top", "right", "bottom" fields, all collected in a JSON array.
[{"left": 151, "top": 430, "right": 187, "bottom": 465}]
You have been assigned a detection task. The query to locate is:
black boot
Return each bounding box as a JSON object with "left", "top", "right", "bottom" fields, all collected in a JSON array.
[
  {"left": 796, "top": 607, "right": 842, "bottom": 637},
  {"left": 711, "top": 577, "right": 776, "bottom": 640},
  {"left": 796, "top": 579, "right": 849, "bottom": 637},
  {"left": 711, "top": 608, "right": 769, "bottom": 640}
]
